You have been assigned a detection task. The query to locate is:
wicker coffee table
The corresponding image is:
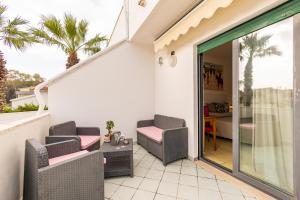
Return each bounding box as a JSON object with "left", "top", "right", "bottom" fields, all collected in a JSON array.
[{"left": 100, "top": 138, "right": 133, "bottom": 178}]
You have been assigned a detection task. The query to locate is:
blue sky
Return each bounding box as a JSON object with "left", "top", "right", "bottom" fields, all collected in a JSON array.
[{"left": 2, "top": 0, "right": 123, "bottom": 79}]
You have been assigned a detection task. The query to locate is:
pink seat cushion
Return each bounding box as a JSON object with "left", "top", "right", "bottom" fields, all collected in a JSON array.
[
  {"left": 136, "top": 126, "right": 163, "bottom": 143},
  {"left": 240, "top": 123, "right": 255, "bottom": 129},
  {"left": 49, "top": 150, "right": 88, "bottom": 165},
  {"left": 79, "top": 135, "right": 101, "bottom": 149}
]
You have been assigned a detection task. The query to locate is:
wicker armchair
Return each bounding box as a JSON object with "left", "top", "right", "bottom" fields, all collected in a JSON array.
[
  {"left": 23, "top": 139, "right": 104, "bottom": 200},
  {"left": 46, "top": 121, "right": 101, "bottom": 151}
]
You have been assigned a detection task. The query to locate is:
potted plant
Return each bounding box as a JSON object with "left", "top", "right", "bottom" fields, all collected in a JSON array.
[{"left": 106, "top": 120, "right": 115, "bottom": 140}]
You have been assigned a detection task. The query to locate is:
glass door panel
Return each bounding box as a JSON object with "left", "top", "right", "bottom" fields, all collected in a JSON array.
[{"left": 238, "top": 18, "right": 294, "bottom": 194}]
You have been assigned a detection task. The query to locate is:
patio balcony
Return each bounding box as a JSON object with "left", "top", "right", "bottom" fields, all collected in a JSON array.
[
  {"left": 2, "top": 113, "right": 276, "bottom": 199},
  {"left": 0, "top": 37, "right": 277, "bottom": 200},
  {"left": 0, "top": 111, "right": 275, "bottom": 200}
]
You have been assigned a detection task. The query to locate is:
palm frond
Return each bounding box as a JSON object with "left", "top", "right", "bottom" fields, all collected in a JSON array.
[
  {"left": 0, "top": 4, "right": 7, "bottom": 16},
  {"left": 31, "top": 28, "right": 67, "bottom": 52},
  {"left": 76, "top": 19, "right": 88, "bottom": 44},
  {"left": 256, "top": 46, "right": 282, "bottom": 57},
  {"left": 3, "top": 36, "right": 26, "bottom": 50},
  {"left": 79, "top": 34, "right": 107, "bottom": 55},
  {"left": 8, "top": 16, "right": 28, "bottom": 26},
  {"left": 83, "top": 46, "right": 101, "bottom": 55},
  {"left": 41, "top": 15, "right": 66, "bottom": 40},
  {"left": 64, "top": 13, "right": 77, "bottom": 44}
]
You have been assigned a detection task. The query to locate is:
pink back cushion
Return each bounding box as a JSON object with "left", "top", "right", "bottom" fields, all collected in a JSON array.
[
  {"left": 136, "top": 126, "right": 163, "bottom": 143},
  {"left": 79, "top": 135, "right": 101, "bottom": 149},
  {"left": 49, "top": 150, "right": 88, "bottom": 165}
]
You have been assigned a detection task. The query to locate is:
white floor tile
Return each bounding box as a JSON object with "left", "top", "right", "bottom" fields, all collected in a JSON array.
[
  {"left": 245, "top": 197, "right": 256, "bottom": 200},
  {"left": 198, "top": 177, "right": 219, "bottom": 191},
  {"left": 162, "top": 172, "right": 180, "bottom": 184},
  {"left": 146, "top": 169, "right": 164, "bottom": 180},
  {"left": 134, "top": 166, "right": 150, "bottom": 177},
  {"left": 132, "top": 190, "right": 156, "bottom": 200},
  {"left": 105, "top": 177, "right": 127, "bottom": 185},
  {"left": 154, "top": 194, "right": 176, "bottom": 200},
  {"left": 170, "top": 159, "right": 183, "bottom": 166},
  {"left": 177, "top": 185, "right": 199, "bottom": 200},
  {"left": 182, "top": 159, "right": 196, "bottom": 167},
  {"left": 122, "top": 176, "right": 143, "bottom": 188},
  {"left": 139, "top": 178, "right": 160, "bottom": 193},
  {"left": 165, "top": 164, "right": 181, "bottom": 173},
  {"left": 103, "top": 145, "right": 260, "bottom": 200},
  {"left": 181, "top": 166, "right": 197, "bottom": 176},
  {"left": 144, "top": 154, "right": 156, "bottom": 161},
  {"left": 157, "top": 181, "right": 178, "bottom": 197},
  {"left": 151, "top": 161, "right": 166, "bottom": 171},
  {"left": 111, "top": 186, "right": 136, "bottom": 200},
  {"left": 104, "top": 183, "right": 119, "bottom": 198},
  {"left": 221, "top": 193, "right": 246, "bottom": 200},
  {"left": 217, "top": 180, "right": 243, "bottom": 195},
  {"left": 138, "top": 159, "right": 155, "bottom": 168},
  {"left": 198, "top": 188, "right": 222, "bottom": 200},
  {"left": 179, "top": 174, "right": 198, "bottom": 187},
  {"left": 197, "top": 168, "right": 215, "bottom": 179}
]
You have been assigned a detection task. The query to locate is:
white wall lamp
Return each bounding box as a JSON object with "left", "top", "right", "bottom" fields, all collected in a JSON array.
[
  {"left": 169, "top": 51, "right": 177, "bottom": 67},
  {"left": 158, "top": 56, "right": 164, "bottom": 66},
  {"left": 138, "top": 0, "right": 146, "bottom": 7}
]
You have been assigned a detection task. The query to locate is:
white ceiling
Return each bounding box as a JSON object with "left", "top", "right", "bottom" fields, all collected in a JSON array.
[{"left": 131, "top": 0, "right": 202, "bottom": 45}]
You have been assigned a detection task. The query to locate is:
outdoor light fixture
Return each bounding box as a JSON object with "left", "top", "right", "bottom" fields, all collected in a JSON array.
[
  {"left": 138, "top": 0, "right": 146, "bottom": 7},
  {"left": 169, "top": 51, "right": 177, "bottom": 67}
]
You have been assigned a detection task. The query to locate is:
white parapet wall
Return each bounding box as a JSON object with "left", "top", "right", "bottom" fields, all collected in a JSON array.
[
  {"left": 0, "top": 113, "right": 51, "bottom": 200},
  {"left": 0, "top": 111, "right": 39, "bottom": 128},
  {"left": 10, "top": 92, "right": 48, "bottom": 109},
  {"left": 48, "top": 41, "right": 155, "bottom": 140}
]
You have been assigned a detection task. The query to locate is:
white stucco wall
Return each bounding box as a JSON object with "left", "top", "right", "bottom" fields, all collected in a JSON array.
[
  {"left": 0, "top": 111, "right": 39, "bottom": 128},
  {"left": 108, "top": 7, "right": 128, "bottom": 47},
  {"left": 128, "top": 0, "right": 159, "bottom": 39},
  {"left": 0, "top": 113, "right": 51, "bottom": 200},
  {"left": 11, "top": 92, "right": 48, "bottom": 109},
  {"left": 48, "top": 42, "right": 154, "bottom": 140},
  {"left": 154, "top": 0, "right": 286, "bottom": 158}
]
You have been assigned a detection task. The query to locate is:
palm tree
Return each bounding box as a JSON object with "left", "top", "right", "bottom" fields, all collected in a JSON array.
[
  {"left": 239, "top": 33, "right": 281, "bottom": 106},
  {"left": 32, "top": 14, "right": 107, "bottom": 69},
  {"left": 0, "top": 4, "right": 37, "bottom": 111}
]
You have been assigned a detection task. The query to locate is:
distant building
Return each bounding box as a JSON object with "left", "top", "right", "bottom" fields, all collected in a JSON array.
[{"left": 10, "top": 87, "right": 48, "bottom": 108}]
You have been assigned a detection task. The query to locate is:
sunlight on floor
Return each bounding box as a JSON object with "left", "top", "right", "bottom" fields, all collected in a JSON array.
[{"left": 204, "top": 137, "right": 233, "bottom": 170}]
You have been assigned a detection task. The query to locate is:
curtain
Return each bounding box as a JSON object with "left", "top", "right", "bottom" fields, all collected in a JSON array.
[{"left": 252, "top": 88, "right": 293, "bottom": 192}]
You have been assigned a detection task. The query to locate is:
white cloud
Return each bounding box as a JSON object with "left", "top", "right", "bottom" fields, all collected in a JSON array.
[{"left": 1, "top": 0, "right": 123, "bottom": 79}]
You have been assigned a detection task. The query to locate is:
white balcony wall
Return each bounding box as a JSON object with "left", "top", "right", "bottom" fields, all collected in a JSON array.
[
  {"left": 0, "top": 113, "right": 51, "bottom": 200},
  {"left": 48, "top": 42, "right": 154, "bottom": 141},
  {"left": 128, "top": 0, "right": 159, "bottom": 39},
  {"left": 0, "top": 111, "right": 39, "bottom": 128},
  {"left": 154, "top": 0, "right": 286, "bottom": 158},
  {"left": 10, "top": 92, "right": 48, "bottom": 109},
  {"left": 108, "top": 7, "right": 128, "bottom": 47}
]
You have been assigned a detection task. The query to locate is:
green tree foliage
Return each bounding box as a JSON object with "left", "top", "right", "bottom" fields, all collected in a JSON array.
[
  {"left": 32, "top": 13, "right": 107, "bottom": 69},
  {"left": 6, "top": 70, "right": 44, "bottom": 102},
  {"left": 3, "top": 103, "right": 48, "bottom": 113},
  {"left": 0, "top": 3, "right": 37, "bottom": 111}
]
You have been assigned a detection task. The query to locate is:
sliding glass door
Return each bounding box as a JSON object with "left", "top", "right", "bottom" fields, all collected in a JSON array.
[
  {"left": 197, "top": 1, "right": 300, "bottom": 199},
  {"left": 238, "top": 18, "right": 294, "bottom": 194}
]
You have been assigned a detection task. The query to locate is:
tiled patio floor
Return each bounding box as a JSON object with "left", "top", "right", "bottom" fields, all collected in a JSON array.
[{"left": 104, "top": 143, "right": 257, "bottom": 200}]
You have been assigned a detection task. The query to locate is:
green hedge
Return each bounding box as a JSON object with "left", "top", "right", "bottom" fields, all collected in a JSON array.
[{"left": 3, "top": 104, "right": 48, "bottom": 113}]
